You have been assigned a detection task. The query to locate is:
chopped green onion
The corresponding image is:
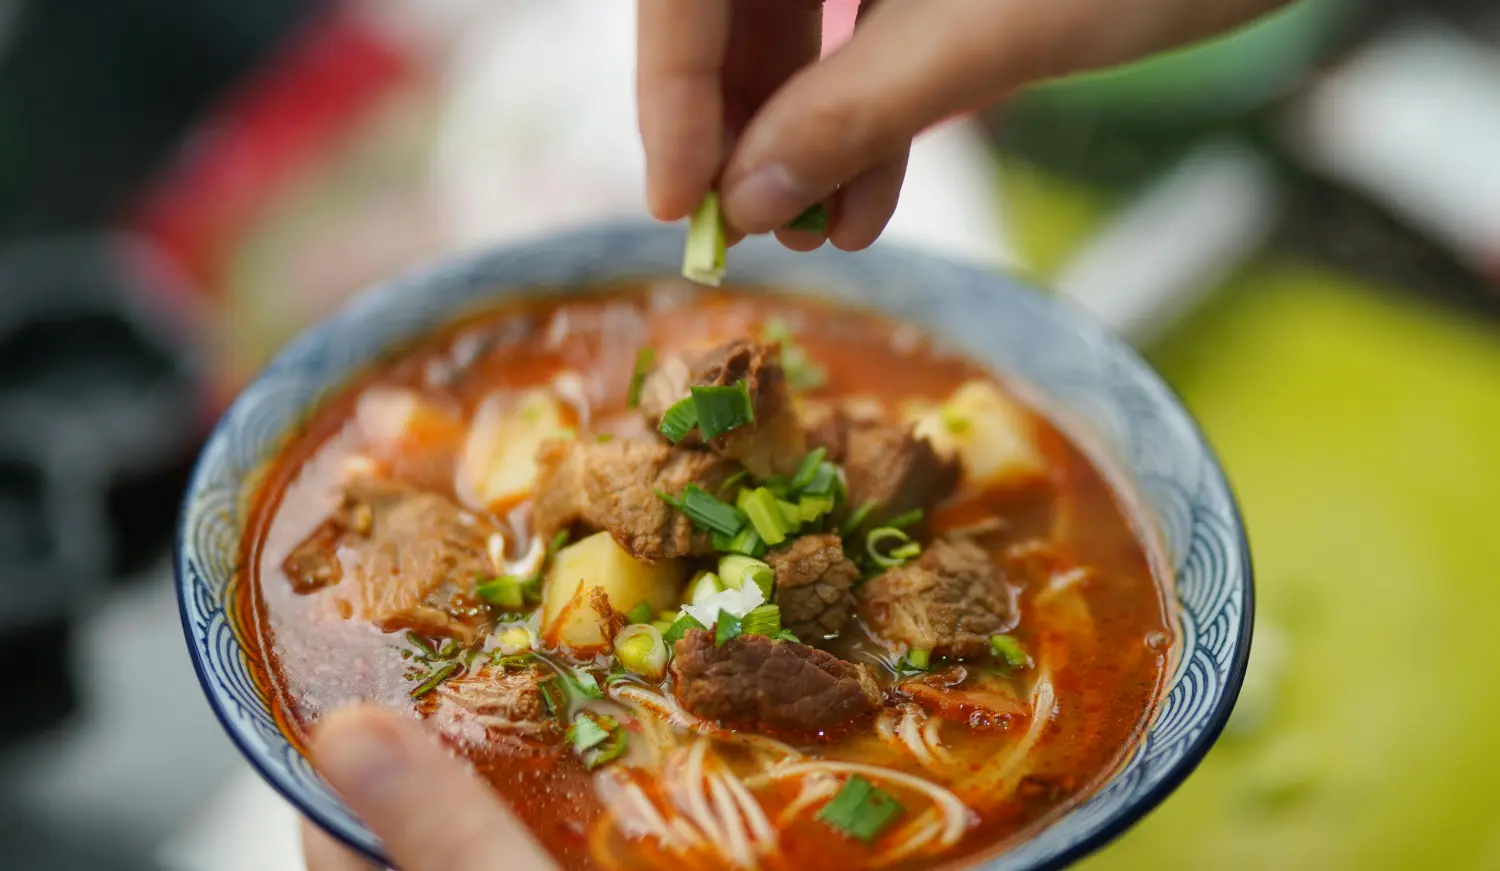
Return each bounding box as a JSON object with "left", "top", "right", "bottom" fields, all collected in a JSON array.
[
  {"left": 722, "top": 526, "right": 766, "bottom": 557},
  {"left": 540, "top": 678, "right": 565, "bottom": 716},
  {"left": 801, "top": 462, "right": 840, "bottom": 498},
  {"left": 785, "top": 203, "right": 830, "bottom": 234},
  {"left": 678, "top": 484, "right": 745, "bottom": 537},
  {"left": 741, "top": 487, "right": 791, "bottom": 546},
  {"left": 902, "top": 648, "right": 932, "bottom": 671},
  {"left": 885, "top": 508, "right": 924, "bottom": 530},
  {"left": 626, "top": 347, "right": 656, "bottom": 409},
  {"left": 866, "top": 527, "right": 917, "bottom": 568},
  {"left": 715, "top": 611, "right": 743, "bottom": 646},
  {"left": 659, "top": 396, "right": 699, "bottom": 443},
  {"left": 798, "top": 495, "right": 837, "bottom": 522},
  {"left": 409, "top": 662, "right": 460, "bottom": 699},
  {"left": 759, "top": 475, "right": 793, "bottom": 499},
  {"left": 492, "top": 652, "right": 535, "bottom": 670},
  {"left": 773, "top": 629, "right": 801, "bottom": 643},
  {"left": 568, "top": 711, "right": 629, "bottom": 770},
  {"left": 650, "top": 618, "right": 676, "bottom": 635},
  {"left": 437, "top": 639, "right": 459, "bottom": 659},
  {"left": 940, "top": 404, "right": 970, "bottom": 435},
  {"left": 718, "top": 554, "right": 775, "bottom": 599},
  {"left": 404, "top": 631, "right": 437, "bottom": 659},
  {"left": 687, "top": 571, "right": 725, "bottom": 605},
  {"left": 839, "top": 500, "right": 880, "bottom": 536},
  {"left": 663, "top": 612, "right": 707, "bottom": 647},
  {"left": 568, "top": 668, "right": 605, "bottom": 700},
  {"left": 626, "top": 601, "right": 654, "bottom": 624},
  {"left": 614, "top": 624, "right": 668, "bottom": 681},
  {"left": 691, "top": 381, "right": 755, "bottom": 441},
  {"left": 475, "top": 575, "right": 529, "bottom": 609},
  {"left": 683, "top": 191, "right": 727, "bottom": 286},
  {"left": 777, "top": 498, "right": 803, "bottom": 530},
  {"left": 718, "top": 468, "right": 750, "bottom": 497},
  {"left": 762, "top": 318, "right": 827, "bottom": 392},
  {"left": 890, "top": 541, "right": 922, "bottom": 560},
  {"left": 989, "top": 634, "right": 1031, "bottom": 669},
  {"left": 818, "top": 776, "right": 905, "bottom": 843},
  {"left": 790, "top": 447, "right": 828, "bottom": 492},
  {"left": 549, "top": 530, "right": 571, "bottom": 555},
  {"left": 740, "top": 604, "right": 781, "bottom": 637}
]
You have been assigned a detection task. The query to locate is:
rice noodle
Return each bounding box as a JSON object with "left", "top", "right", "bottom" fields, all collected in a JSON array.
[
  {"left": 954, "top": 671, "right": 1057, "bottom": 805},
  {"left": 898, "top": 706, "right": 939, "bottom": 768},
  {"left": 748, "top": 760, "right": 971, "bottom": 849},
  {"left": 920, "top": 714, "right": 955, "bottom": 767},
  {"left": 720, "top": 768, "right": 778, "bottom": 851},
  {"left": 872, "top": 817, "right": 946, "bottom": 869},
  {"left": 775, "top": 775, "right": 840, "bottom": 827},
  {"left": 708, "top": 773, "right": 756, "bottom": 868}
]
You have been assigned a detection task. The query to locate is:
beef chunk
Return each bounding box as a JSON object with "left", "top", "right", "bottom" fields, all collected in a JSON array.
[
  {"left": 671, "top": 629, "right": 882, "bottom": 733},
  {"left": 283, "top": 476, "right": 492, "bottom": 642},
  {"left": 638, "top": 339, "right": 806, "bottom": 477},
  {"left": 802, "top": 400, "right": 959, "bottom": 524},
  {"left": 434, "top": 664, "right": 560, "bottom": 736},
  {"left": 765, "top": 534, "right": 859, "bottom": 641},
  {"left": 858, "top": 536, "right": 1014, "bottom": 658},
  {"left": 532, "top": 439, "right": 736, "bottom": 563}
]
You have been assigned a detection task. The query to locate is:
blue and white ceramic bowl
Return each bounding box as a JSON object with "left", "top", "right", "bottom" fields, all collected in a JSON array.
[{"left": 177, "top": 221, "right": 1252, "bottom": 869}]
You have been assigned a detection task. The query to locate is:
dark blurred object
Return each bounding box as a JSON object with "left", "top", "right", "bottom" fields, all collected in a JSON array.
[
  {"left": 0, "top": 235, "right": 204, "bottom": 742},
  {"left": 0, "top": 0, "right": 314, "bottom": 237}
]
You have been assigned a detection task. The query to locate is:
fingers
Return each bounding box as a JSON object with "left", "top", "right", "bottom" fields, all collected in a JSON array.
[
  {"left": 312, "top": 706, "right": 559, "bottom": 871},
  {"left": 636, "top": 0, "right": 733, "bottom": 220},
  {"left": 828, "top": 147, "right": 908, "bottom": 251},
  {"left": 302, "top": 820, "right": 379, "bottom": 871}
]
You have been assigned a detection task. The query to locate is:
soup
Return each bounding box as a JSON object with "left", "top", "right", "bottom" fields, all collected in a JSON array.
[{"left": 242, "top": 285, "right": 1174, "bottom": 870}]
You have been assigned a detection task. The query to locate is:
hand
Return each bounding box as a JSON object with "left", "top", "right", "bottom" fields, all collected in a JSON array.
[
  {"left": 302, "top": 706, "right": 560, "bottom": 871},
  {"left": 638, "top": 0, "right": 1290, "bottom": 251}
]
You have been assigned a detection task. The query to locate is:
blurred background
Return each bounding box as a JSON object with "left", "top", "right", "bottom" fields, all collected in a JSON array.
[{"left": 1, "top": 0, "right": 1498, "bottom": 868}]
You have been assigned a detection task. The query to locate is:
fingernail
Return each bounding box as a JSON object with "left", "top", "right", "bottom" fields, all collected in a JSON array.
[
  {"left": 317, "top": 714, "right": 408, "bottom": 803},
  {"left": 724, "top": 164, "right": 813, "bottom": 232}
]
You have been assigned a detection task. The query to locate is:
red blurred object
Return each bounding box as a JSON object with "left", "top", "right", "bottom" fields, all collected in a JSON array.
[{"left": 125, "top": 2, "right": 410, "bottom": 295}]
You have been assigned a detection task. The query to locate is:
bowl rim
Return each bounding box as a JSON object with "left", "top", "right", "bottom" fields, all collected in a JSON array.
[{"left": 175, "top": 219, "right": 1253, "bottom": 871}]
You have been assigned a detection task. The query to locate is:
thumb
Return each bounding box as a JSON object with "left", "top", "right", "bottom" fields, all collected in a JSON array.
[{"left": 312, "top": 706, "right": 559, "bottom": 871}]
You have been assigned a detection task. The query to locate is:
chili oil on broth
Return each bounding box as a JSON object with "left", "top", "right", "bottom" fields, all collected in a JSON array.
[{"left": 241, "top": 284, "right": 1173, "bottom": 871}]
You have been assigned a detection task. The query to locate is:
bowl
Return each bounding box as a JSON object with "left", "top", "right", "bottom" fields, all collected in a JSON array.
[{"left": 176, "top": 220, "right": 1252, "bottom": 869}]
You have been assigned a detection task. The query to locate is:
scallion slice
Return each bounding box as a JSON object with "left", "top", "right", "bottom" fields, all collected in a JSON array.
[
  {"left": 719, "top": 554, "right": 775, "bottom": 600},
  {"left": 777, "top": 498, "right": 803, "bottom": 531},
  {"left": 740, "top": 486, "right": 791, "bottom": 546},
  {"left": 885, "top": 508, "right": 924, "bottom": 530},
  {"left": 762, "top": 318, "right": 827, "bottom": 392},
  {"left": 785, "top": 203, "right": 830, "bottom": 234},
  {"left": 724, "top": 526, "right": 766, "bottom": 557},
  {"left": 740, "top": 603, "right": 781, "bottom": 637},
  {"left": 409, "top": 662, "right": 460, "bottom": 699},
  {"left": 691, "top": 381, "right": 755, "bottom": 441},
  {"left": 902, "top": 648, "right": 931, "bottom": 671},
  {"left": 817, "top": 775, "right": 905, "bottom": 843},
  {"left": 663, "top": 612, "right": 707, "bottom": 647},
  {"left": 790, "top": 447, "right": 828, "bottom": 492},
  {"left": 679, "top": 484, "right": 745, "bottom": 537},
  {"left": 683, "top": 191, "right": 728, "bottom": 286},
  {"left": 626, "top": 347, "right": 655, "bottom": 409},
  {"left": 715, "top": 612, "right": 743, "bottom": 646},
  {"left": 839, "top": 500, "right": 880, "bottom": 537},
  {"left": 568, "top": 711, "right": 629, "bottom": 770},
  {"left": 475, "top": 575, "right": 529, "bottom": 609},
  {"left": 718, "top": 468, "right": 750, "bottom": 497},
  {"left": 659, "top": 396, "right": 699, "bottom": 443},
  {"left": 866, "top": 527, "right": 918, "bottom": 568},
  {"left": 989, "top": 634, "right": 1031, "bottom": 669},
  {"left": 567, "top": 668, "right": 606, "bottom": 700},
  {"left": 773, "top": 628, "right": 801, "bottom": 643},
  {"left": 798, "top": 495, "right": 836, "bottom": 523},
  {"left": 626, "top": 601, "right": 654, "bottom": 624}
]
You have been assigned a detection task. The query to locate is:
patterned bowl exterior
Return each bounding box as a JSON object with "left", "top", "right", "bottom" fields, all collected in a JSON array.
[{"left": 176, "top": 220, "right": 1252, "bottom": 870}]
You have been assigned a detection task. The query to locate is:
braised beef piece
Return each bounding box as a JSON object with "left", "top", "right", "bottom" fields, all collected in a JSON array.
[
  {"left": 858, "top": 535, "right": 1014, "bottom": 658},
  {"left": 765, "top": 534, "right": 859, "bottom": 641},
  {"left": 435, "top": 664, "right": 559, "bottom": 735},
  {"left": 671, "top": 629, "right": 882, "bottom": 733},
  {"left": 532, "top": 439, "right": 737, "bottom": 563},
  {"left": 801, "top": 400, "right": 959, "bottom": 525},
  {"left": 282, "top": 477, "right": 493, "bottom": 643},
  {"left": 639, "top": 339, "right": 806, "bottom": 477}
]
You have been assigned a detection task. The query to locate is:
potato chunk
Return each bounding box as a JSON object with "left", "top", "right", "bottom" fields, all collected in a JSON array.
[
  {"left": 457, "top": 390, "right": 570, "bottom": 512},
  {"left": 905, "top": 380, "right": 1049, "bottom": 491},
  {"left": 540, "top": 532, "right": 684, "bottom": 654}
]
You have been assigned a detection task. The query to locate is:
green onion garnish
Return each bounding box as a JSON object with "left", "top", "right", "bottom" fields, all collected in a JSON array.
[
  {"left": 663, "top": 612, "right": 707, "bottom": 647},
  {"left": 691, "top": 381, "right": 755, "bottom": 441},
  {"left": 715, "top": 612, "right": 743, "bottom": 647},
  {"left": 568, "top": 668, "right": 605, "bottom": 700},
  {"left": 902, "top": 648, "right": 932, "bottom": 671},
  {"left": 718, "top": 554, "right": 775, "bottom": 599},
  {"left": 773, "top": 628, "right": 801, "bottom": 643},
  {"left": 866, "top": 527, "right": 918, "bottom": 568},
  {"left": 718, "top": 468, "right": 750, "bottom": 497},
  {"left": 840, "top": 500, "right": 880, "bottom": 537},
  {"left": 404, "top": 630, "right": 437, "bottom": 659},
  {"left": 568, "top": 711, "right": 629, "bottom": 770},
  {"left": 989, "top": 634, "right": 1031, "bottom": 669},
  {"left": 659, "top": 396, "right": 699, "bottom": 443},
  {"left": 798, "top": 495, "right": 836, "bottom": 523},
  {"left": 476, "top": 575, "right": 530, "bottom": 609},
  {"left": 720, "top": 526, "right": 766, "bottom": 558},
  {"left": 740, "top": 486, "right": 791, "bottom": 546},
  {"left": 549, "top": 529, "right": 571, "bottom": 555},
  {"left": 409, "top": 662, "right": 460, "bottom": 699},
  {"left": 762, "top": 318, "right": 827, "bottom": 392},
  {"left": 940, "top": 404, "right": 970, "bottom": 435},
  {"left": 678, "top": 484, "right": 746, "bottom": 537},
  {"left": 740, "top": 604, "right": 782, "bottom": 637},
  {"left": 801, "top": 462, "right": 840, "bottom": 498},
  {"left": 492, "top": 652, "right": 534, "bottom": 669},
  {"left": 626, "top": 347, "right": 655, "bottom": 409},
  {"left": 790, "top": 447, "right": 828, "bottom": 492},
  {"left": 785, "top": 203, "right": 830, "bottom": 234},
  {"left": 817, "top": 776, "right": 905, "bottom": 843},
  {"left": 683, "top": 191, "right": 727, "bottom": 286},
  {"left": 627, "top": 601, "right": 654, "bottom": 624},
  {"left": 777, "top": 498, "right": 803, "bottom": 531},
  {"left": 885, "top": 508, "right": 924, "bottom": 530}
]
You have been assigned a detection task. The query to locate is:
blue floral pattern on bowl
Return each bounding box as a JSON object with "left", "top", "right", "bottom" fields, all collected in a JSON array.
[{"left": 176, "top": 220, "right": 1252, "bottom": 870}]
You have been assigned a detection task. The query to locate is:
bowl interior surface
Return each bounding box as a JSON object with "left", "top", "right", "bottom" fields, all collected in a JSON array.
[{"left": 176, "top": 221, "right": 1251, "bottom": 870}]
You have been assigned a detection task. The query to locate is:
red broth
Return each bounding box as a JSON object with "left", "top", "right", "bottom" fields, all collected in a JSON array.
[{"left": 238, "top": 286, "right": 1173, "bottom": 870}]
